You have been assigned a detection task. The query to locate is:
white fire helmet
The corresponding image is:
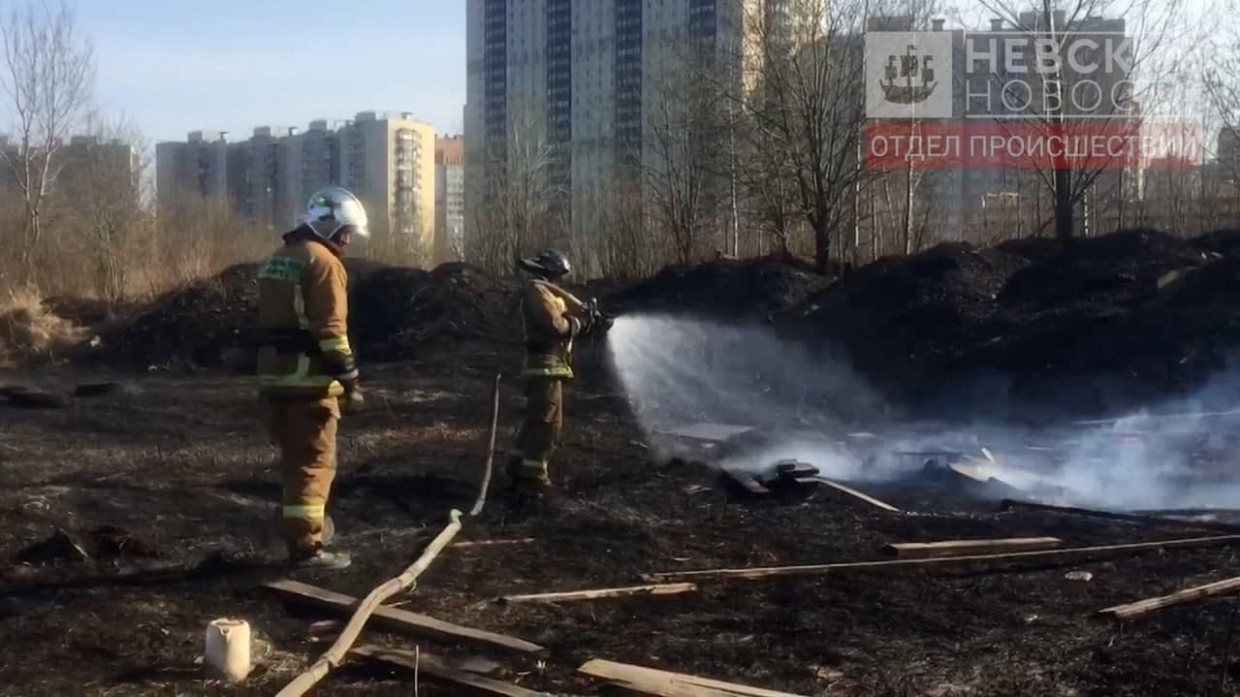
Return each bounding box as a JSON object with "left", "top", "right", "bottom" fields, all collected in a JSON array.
[{"left": 299, "top": 186, "right": 369, "bottom": 240}]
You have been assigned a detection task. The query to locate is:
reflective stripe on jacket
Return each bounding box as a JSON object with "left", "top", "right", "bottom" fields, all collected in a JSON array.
[
  {"left": 520, "top": 278, "right": 578, "bottom": 379},
  {"left": 256, "top": 227, "right": 356, "bottom": 397}
]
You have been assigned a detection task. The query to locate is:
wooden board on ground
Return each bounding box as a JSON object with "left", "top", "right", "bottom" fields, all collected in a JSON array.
[
  {"left": 641, "top": 534, "right": 1240, "bottom": 583},
  {"left": 353, "top": 645, "right": 551, "bottom": 696},
  {"left": 810, "top": 478, "right": 900, "bottom": 512},
  {"left": 498, "top": 582, "right": 697, "bottom": 604},
  {"left": 1000, "top": 499, "right": 1240, "bottom": 533},
  {"left": 454, "top": 538, "right": 536, "bottom": 549},
  {"left": 657, "top": 423, "right": 756, "bottom": 443},
  {"left": 884, "top": 537, "right": 1064, "bottom": 559},
  {"left": 578, "top": 658, "right": 809, "bottom": 696},
  {"left": 264, "top": 579, "right": 547, "bottom": 656},
  {"left": 1097, "top": 575, "right": 1240, "bottom": 620}
]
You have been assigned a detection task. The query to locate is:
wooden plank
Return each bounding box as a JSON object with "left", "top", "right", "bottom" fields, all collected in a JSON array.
[
  {"left": 1097, "top": 575, "right": 1240, "bottom": 621},
  {"left": 352, "top": 645, "right": 551, "bottom": 696},
  {"left": 999, "top": 499, "right": 1240, "bottom": 533},
  {"left": 1131, "top": 508, "right": 1240, "bottom": 518},
  {"left": 264, "top": 579, "right": 547, "bottom": 656},
  {"left": 810, "top": 478, "right": 900, "bottom": 512},
  {"left": 641, "top": 534, "right": 1240, "bottom": 584},
  {"left": 453, "top": 538, "right": 537, "bottom": 549},
  {"left": 884, "top": 537, "right": 1064, "bottom": 559},
  {"left": 498, "top": 583, "right": 698, "bottom": 604},
  {"left": 578, "top": 658, "right": 808, "bottom": 696}
]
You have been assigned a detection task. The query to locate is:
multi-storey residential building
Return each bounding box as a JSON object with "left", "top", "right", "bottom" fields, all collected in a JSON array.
[
  {"left": 155, "top": 130, "right": 231, "bottom": 211},
  {"left": 155, "top": 112, "right": 437, "bottom": 253},
  {"left": 435, "top": 135, "right": 466, "bottom": 260},
  {"left": 233, "top": 125, "right": 296, "bottom": 227},
  {"left": 464, "top": 0, "right": 779, "bottom": 257},
  {"left": 0, "top": 134, "right": 139, "bottom": 231},
  {"left": 283, "top": 119, "right": 346, "bottom": 224},
  {"left": 1, "top": 134, "right": 138, "bottom": 195},
  {"left": 337, "top": 111, "right": 436, "bottom": 243}
]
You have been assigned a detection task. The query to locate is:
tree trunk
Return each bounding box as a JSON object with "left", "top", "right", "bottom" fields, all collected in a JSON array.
[
  {"left": 813, "top": 218, "right": 831, "bottom": 274},
  {"left": 1054, "top": 168, "right": 1074, "bottom": 239}
]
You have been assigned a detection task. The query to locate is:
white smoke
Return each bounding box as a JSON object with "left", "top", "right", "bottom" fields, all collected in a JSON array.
[{"left": 605, "top": 312, "right": 1240, "bottom": 512}]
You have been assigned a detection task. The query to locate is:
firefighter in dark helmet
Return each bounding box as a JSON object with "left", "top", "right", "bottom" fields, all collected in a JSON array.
[{"left": 507, "top": 248, "right": 595, "bottom": 493}]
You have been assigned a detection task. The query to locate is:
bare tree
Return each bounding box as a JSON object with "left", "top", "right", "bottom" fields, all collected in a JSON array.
[
  {"left": 0, "top": 0, "right": 94, "bottom": 284},
  {"left": 640, "top": 55, "right": 722, "bottom": 265},
  {"left": 1204, "top": 0, "right": 1240, "bottom": 182},
  {"left": 968, "top": 0, "right": 1189, "bottom": 238},
  {"left": 735, "top": 105, "right": 802, "bottom": 256},
  {"left": 54, "top": 115, "right": 145, "bottom": 300},
  {"left": 466, "top": 106, "right": 561, "bottom": 272},
  {"left": 444, "top": 224, "right": 466, "bottom": 263},
  {"left": 154, "top": 190, "right": 268, "bottom": 289},
  {"left": 731, "top": 0, "right": 874, "bottom": 273},
  {"left": 591, "top": 178, "right": 665, "bottom": 279}
]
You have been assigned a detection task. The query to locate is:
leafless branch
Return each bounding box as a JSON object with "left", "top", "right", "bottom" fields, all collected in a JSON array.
[{"left": 0, "top": 0, "right": 95, "bottom": 285}]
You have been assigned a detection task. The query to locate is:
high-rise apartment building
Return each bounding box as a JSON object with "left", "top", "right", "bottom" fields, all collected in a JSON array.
[
  {"left": 337, "top": 111, "right": 436, "bottom": 241},
  {"left": 435, "top": 135, "right": 466, "bottom": 260},
  {"left": 464, "top": 0, "right": 776, "bottom": 253},
  {"left": 0, "top": 134, "right": 139, "bottom": 214},
  {"left": 155, "top": 112, "right": 437, "bottom": 253},
  {"left": 155, "top": 130, "right": 231, "bottom": 208}
]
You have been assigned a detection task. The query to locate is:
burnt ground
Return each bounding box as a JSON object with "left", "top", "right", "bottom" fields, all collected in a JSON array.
[{"left": 2, "top": 341, "right": 1239, "bottom": 696}]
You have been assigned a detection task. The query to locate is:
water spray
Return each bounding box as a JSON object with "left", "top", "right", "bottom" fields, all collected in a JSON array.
[{"left": 603, "top": 311, "right": 1240, "bottom": 513}]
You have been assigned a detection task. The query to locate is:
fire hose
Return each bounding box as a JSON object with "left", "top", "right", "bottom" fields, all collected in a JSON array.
[{"left": 274, "top": 372, "right": 502, "bottom": 697}]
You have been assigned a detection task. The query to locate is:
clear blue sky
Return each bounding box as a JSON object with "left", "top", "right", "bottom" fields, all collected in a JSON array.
[{"left": 74, "top": 0, "right": 466, "bottom": 144}]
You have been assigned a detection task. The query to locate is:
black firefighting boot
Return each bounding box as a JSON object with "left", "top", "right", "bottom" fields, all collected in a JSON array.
[
  {"left": 287, "top": 543, "right": 352, "bottom": 570},
  {"left": 285, "top": 516, "right": 351, "bottom": 569},
  {"left": 504, "top": 455, "right": 523, "bottom": 489},
  {"left": 504, "top": 462, "right": 556, "bottom": 518}
]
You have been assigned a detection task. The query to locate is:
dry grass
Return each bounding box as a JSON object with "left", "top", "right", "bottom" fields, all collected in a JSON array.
[
  {"left": 0, "top": 285, "right": 90, "bottom": 366},
  {"left": 349, "top": 422, "right": 486, "bottom": 455}
]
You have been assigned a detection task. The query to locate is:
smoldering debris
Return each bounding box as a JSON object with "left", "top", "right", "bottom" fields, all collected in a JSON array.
[{"left": 606, "top": 312, "right": 1240, "bottom": 515}]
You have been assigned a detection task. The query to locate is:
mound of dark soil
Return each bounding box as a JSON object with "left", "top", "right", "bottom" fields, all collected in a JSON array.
[
  {"left": 791, "top": 242, "right": 1031, "bottom": 379},
  {"left": 79, "top": 257, "right": 516, "bottom": 368},
  {"left": 332, "top": 262, "right": 518, "bottom": 362},
  {"left": 996, "top": 229, "right": 1213, "bottom": 311},
  {"left": 89, "top": 263, "right": 262, "bottom": 368},
  {"left": 791, "top": 229, "right": 1239, "bottom": 418},
  {"left": 604, "top": 255, "right": 830, "bottom": 319}
]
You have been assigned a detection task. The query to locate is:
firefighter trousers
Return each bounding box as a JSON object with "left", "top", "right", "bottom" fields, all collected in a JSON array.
[
  {"left": 260, "top": 393, "right": 340, "bottom": 553},
  {"left": 512, "top": 377, "right": 564, "bottom": 483}
]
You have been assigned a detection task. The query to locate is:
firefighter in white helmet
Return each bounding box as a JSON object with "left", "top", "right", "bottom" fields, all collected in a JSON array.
[{"left": 255, "top": 186, "right": 368, "bottom": 569}]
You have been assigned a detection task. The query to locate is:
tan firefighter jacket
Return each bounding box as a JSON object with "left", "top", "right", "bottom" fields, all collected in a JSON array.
[
  {"left": 255, "top": 226, "right": 358, "bottom": 398},
  {"left": 520, "top": 278, "right": 582, "bottom": 379}
]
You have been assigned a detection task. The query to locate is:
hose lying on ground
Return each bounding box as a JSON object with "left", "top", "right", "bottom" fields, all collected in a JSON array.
[{"left": 274, "top": 372, "right": 503, "bottom": 697}]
